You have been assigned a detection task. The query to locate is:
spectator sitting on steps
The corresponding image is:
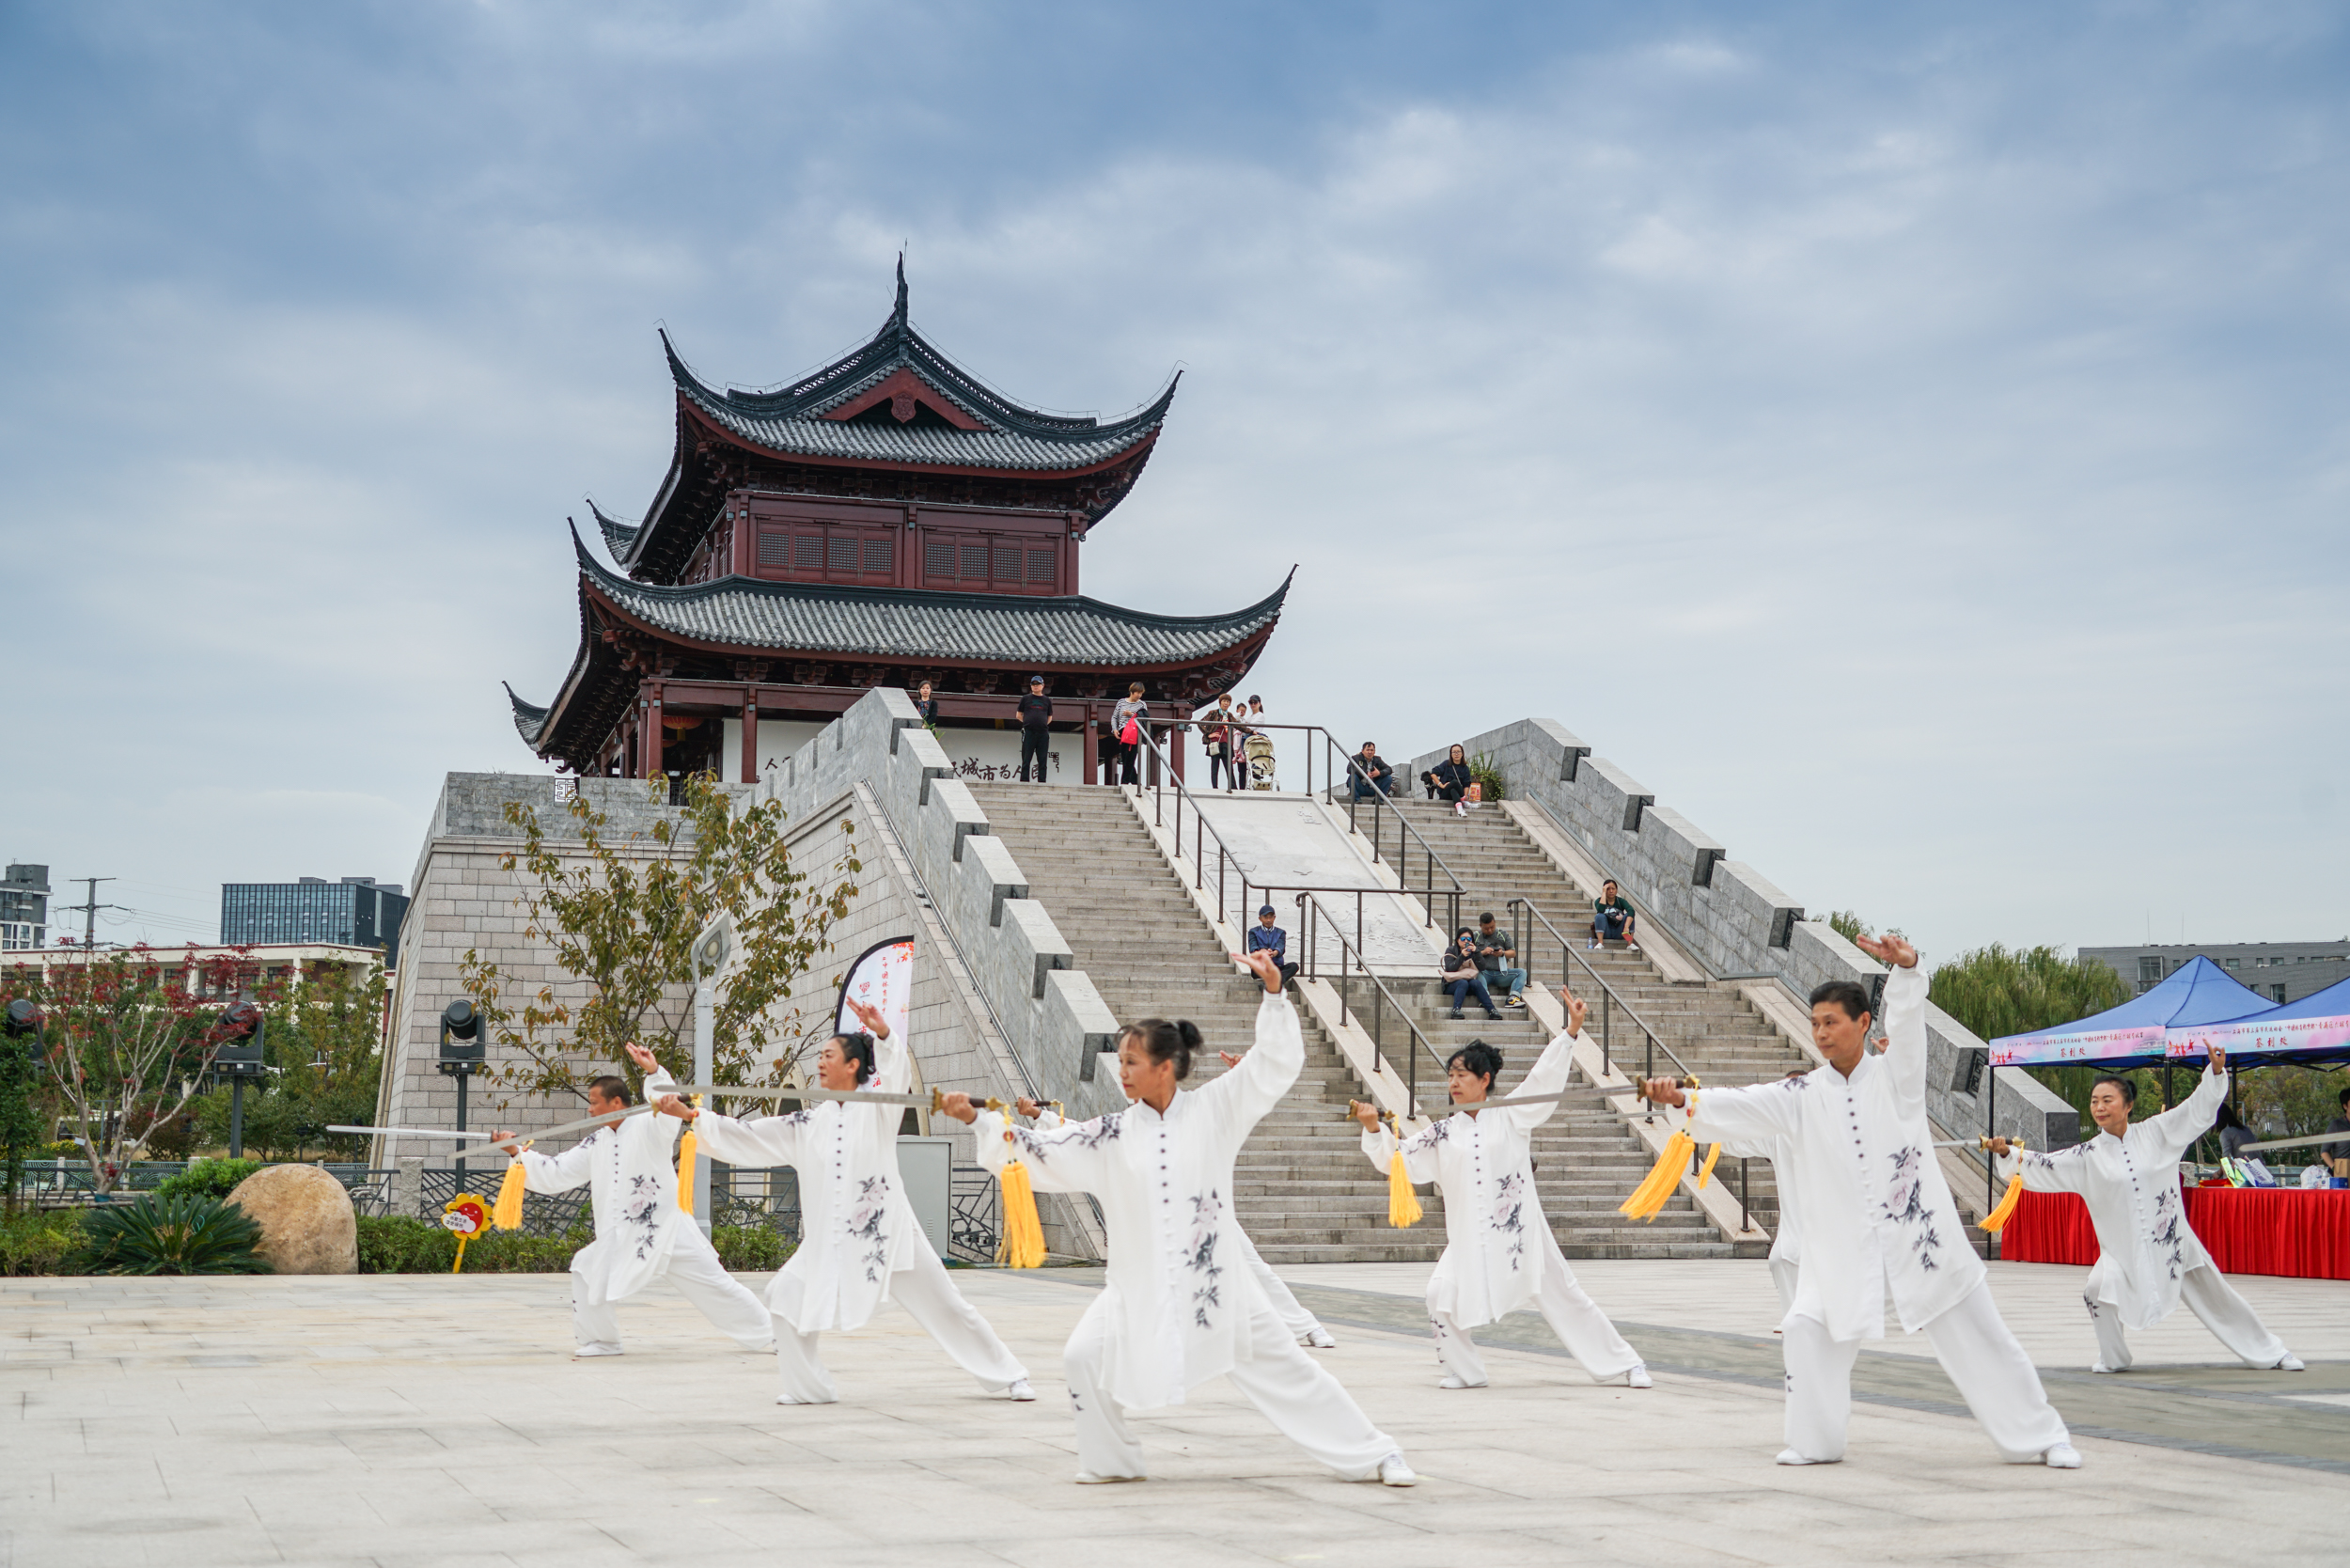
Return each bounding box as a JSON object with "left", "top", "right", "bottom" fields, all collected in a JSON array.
[
  {"left": 1590, "top": 880, "right": 1639, "bottom": 953},
  {"left": 1442, "top": 927, "right": 1502, "bottom": 1020},
  {"left": 1244, "top": 904, "right": 1300, "bottom": 988},
  {"left": 1350, "top": 741, "right": 1393, "bottom": 800},
  {"left": 1474, "top": 912, "right": 1526, "bottom": 1008},
  {"left": 1423, "top": 744, "right": 1471, "bottom": 803},
  {"left": 1015, "top": 675, "right": 1053, "bottom": 783}
]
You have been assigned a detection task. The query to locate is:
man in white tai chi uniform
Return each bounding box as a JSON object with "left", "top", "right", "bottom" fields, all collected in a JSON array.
[
  {"left": 651, "top": 999, "right": 1033, "bottom": 1405},
  {"left": 1993, "top": 1047, "right": 2301, "bottom": 1375},
  {"left": 1353, "top": 996, "right": 1651, "bottom": 1391},
  {"left": 497, "top": 1043, "right": 773, "bottom": 1358},
  {"left": 1644, "top": 933, "right": 2080, "bottom": 1469},
  {"left": 941, "top": 949, "right": 1415, "bottom": 1486}
]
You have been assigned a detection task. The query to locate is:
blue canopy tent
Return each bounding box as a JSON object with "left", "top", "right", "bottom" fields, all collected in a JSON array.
[
  {"left": 2170, "top": 970, "right": 2350, "bottom": 1071},
  {"left": 1989, "top": 956, "right": 2277, "bottom": 1071}
]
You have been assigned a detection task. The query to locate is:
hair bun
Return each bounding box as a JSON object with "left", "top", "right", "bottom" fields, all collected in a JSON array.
[{"left": 1175, "top": 1020, "right": 1203, "bottom": 1048}]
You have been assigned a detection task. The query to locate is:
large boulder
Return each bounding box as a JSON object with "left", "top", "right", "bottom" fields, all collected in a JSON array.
[{"left": 227, "top": 1164, "right": 358, "bottom": 1275}]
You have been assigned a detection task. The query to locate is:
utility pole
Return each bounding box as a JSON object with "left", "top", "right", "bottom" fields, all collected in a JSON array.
[{"left": 59, "top": 878, "right": 119, "bottom": 951}]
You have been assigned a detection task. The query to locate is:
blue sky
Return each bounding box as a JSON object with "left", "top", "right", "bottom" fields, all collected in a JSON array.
[{"left": 3, "top": 2, "right": 2344, "bottom": 961}]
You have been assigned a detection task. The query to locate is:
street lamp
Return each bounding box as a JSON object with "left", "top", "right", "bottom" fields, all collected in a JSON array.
[
  {"left": 686, "top": 915, "right": 732, "bottom": 1235},
  {"left": 438, "top": 998, "right": 485, "bottom": 1181},
  {"left": 212, "top": 996, "right": 269, "bottom": 1158}
]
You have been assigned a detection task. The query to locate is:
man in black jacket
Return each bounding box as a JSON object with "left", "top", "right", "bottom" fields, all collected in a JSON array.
[{"left": 1016, "top": 676, "right": 1054, "bottom": 782}]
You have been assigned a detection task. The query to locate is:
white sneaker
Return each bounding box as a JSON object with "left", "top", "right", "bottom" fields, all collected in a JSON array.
[
  {"left": 1436, "top": 1372, "right": 1485, "bottom": 1389},
  {"left": 1005, "top": 1378, "right": 1037, "bottom": 1402},
  {"left": 2090, "top": 1362, "right": 2118, "bottom": 1374},
  {"left": 1306, "top": 1327, "right": 1337, "bottom": 1349},
  {"left": 2278, "top": 1355, "right": 2305, "bottom": 1372},
  {"left": 1074, "top": 1471, "right": 1144, "bottom": 1484},
  {"left": 2042, "top": 1443, "right": 2083, "bottom": 1469},
  {"left": 572, "top": 1344, "right": 625, "bottom": 1358},
  {"left": 1587, "top": 941, "right": 1600, "bottom": 951},
  {"left": 1621, "top": 1363, "right": 1653, "bottom": 1389},
  {"left": 1776, "top": 1449, "right": 1837, "bottom": 1466},
  {"left": 1377, "top": 1453, "right": 1418, "bottom": 1487}
]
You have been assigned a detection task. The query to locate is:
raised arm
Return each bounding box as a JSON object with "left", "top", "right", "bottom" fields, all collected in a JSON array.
[
  {"left": 1998, "top": 1142, "right": 2090, "bottom": 1195},
  {"left": 1858, "top": 937, "right": 1928, "bottom": 1119},
  {"left": 2143, "top": 1058, "right": 2230, "bottom": 1165},
  {"left": 1677, "top": 1075, "right": 1806, "bottom": 1150},
  {"left": 1198, "top": 988, "right": 1306, "bottom": 1132},
  {"left": 1498, "top": 993, "right": 1588, "bottom": 1134}
]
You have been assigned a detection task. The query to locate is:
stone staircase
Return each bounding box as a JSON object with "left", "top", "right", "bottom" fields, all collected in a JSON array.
[{"left": 969, "top": 781, "right": 1745, "bottom": 1261}]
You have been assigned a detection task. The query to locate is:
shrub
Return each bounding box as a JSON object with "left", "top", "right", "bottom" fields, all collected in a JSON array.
[
  {"left": 1466, "top": 752, "right": 1507, "bottom": 802},
  {"left": 712, "top": 1225, "right": 792, "bottom": 1272},
  {"left": 0, "top": 1210, "right": 84, "bottom": 1276},
  {"left": 354, "top": 1215, "right": 590, "bottom": 1274},
  {"left": 153, "top": 1157, "right": 266, "bottom": 1201},
  {"left": 70, "top": 1193, "right": 270, "bottom": 1276}
]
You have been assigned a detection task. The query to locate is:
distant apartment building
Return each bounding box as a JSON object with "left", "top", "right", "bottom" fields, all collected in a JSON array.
[
  {"left": 220, "top": 876, "right": 410, "bottom": 968},
  {"left": 2081, "top": 941, "right": 2350, "bottom": 1007},
  {"left": 1, "top": 864, "right": 49, "bottom": 950}
]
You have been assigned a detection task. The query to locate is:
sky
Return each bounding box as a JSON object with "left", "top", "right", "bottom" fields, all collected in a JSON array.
[{"left": 2, "top": 1, "right": 2345, "bottom": 963}]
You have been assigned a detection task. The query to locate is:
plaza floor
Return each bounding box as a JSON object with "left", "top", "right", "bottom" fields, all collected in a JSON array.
[{"left": 4, "top": 1259, "right": 2343, "bottom": 1567}]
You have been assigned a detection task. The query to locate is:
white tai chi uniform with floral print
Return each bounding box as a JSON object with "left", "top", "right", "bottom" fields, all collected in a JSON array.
[
  {"left": 1684, "top": 965, "right": 2071, "bottom": 1463},
  {"left": 1716, "top": 1128, "right": 1804, "bottom": 1314},
  {"left": 684, "top": 1033, "right": 1027, "bottom": 1403},
  {"left": 1997, "top": 1065, "right": 2292, "bottom": 1372},
  {"left": 1033, "top": 1106, "right": 1331, "bottom": 1348},
  {"left": 975, "top": 993, "right": 1401, "bottom": 1481},
  {"left": 512, "top": 1069, "right": 772, "bottom": 1356},
  {"left": 1359, "top": 1024, "right": 1643, "bottom": 1387}
]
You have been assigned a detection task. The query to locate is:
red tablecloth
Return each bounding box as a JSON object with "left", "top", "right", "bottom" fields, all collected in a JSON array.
[{"left": 1998, "top": 1186, "right": 2350, "bottom": 1279}]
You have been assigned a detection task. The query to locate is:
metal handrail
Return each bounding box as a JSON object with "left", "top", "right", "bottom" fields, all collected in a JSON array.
[
  {"left": 1292, "top": 891, "right": 1450, "bottom": 1110},
  {"left": 1129, "top": 729, "right": 1421, "bottom": 940},
  {"left": 1506, "top": 897, "right": 1696, "bottom": 1105},
  {"left": 1508, "top": 895, "right": 1762, "bottom": 1234},
  {"left": 1144, "top": 721, "right": 1468, "bottom": 938}
]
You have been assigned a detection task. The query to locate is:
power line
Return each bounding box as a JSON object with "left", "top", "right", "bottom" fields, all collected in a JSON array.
[{"left": 58, "top": 877, "right": 122, "bottom": 951}]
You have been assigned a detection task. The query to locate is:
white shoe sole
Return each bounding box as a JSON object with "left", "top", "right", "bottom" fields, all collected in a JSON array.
[{"left": 1074, "top": 1473, "right": 1145, "bottom": 1485}]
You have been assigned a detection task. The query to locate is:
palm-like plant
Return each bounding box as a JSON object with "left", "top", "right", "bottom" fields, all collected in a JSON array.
[{"left": 71, "top": 1192, "right": 270, "bottom": 1276}]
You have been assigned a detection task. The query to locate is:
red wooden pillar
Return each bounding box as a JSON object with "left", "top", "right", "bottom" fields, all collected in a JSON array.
[
  {"left": 1171, "top": 716, "right": 1186, "bottom": 786},
  {"left": 642, "top": 683, "right": 665, "bottom": 779},
  {"left": 740, "top": 688, "right": 758, "bottom": 783},
  {"left": 1082, "top": 702, "right": 1099, "bottom": 784}
]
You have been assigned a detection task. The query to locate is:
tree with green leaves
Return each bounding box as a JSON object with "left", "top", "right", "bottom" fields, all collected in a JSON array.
[
  {"left": 1928, "top": 942, "right": 2136, "bottom": 1124},
  {"left": 459, "top": 774, "right": 859, "bottom": 1105}
]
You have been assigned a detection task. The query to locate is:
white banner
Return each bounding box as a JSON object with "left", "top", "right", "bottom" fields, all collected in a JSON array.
[{"left": 836, "top": 934, "right": 915, "bottom": 1045}]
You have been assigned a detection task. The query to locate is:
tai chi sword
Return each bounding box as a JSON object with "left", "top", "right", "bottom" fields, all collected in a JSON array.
[
  {"left": 326, "top": 1107, "right": 654, "bottom": 1156},
  {"left": 667, "top": 1082, "right": 989, "bottom": 1112},
  {"left": 2238, "top": 1129, "right": 2350, "bottom": 1154},
  {"left": 1348, "top": 1076, "right": 1697, "bottom": 1121}
]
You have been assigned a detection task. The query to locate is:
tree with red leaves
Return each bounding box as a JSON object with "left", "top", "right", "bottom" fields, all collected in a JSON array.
[{"left": 0, "top": 946, "right": 290, "bottom": 1195}]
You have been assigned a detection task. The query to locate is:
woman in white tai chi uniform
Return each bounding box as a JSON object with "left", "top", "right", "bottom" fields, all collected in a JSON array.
[
  {"left": 651, "top": 999, "right": 1033, "bottom": 1405},
  {"left": 1027, "top": 1083, "right": 1339, "bottom": 1351},
  {"left": 496, "top": 1043, "right": 773, "bottom": 1358},
  {"left": 1644, "top": 933, "right": 2079, "bottom": 1469},
  {"left": 1992, "top": 1047, "right": 2300, "bottom": 1375},
  {"left": 1353, "top": 996, "right": 1651, "bottom": 1390},
  {"left": 940, "top": 949, "right": 1415, "bottom": 1486}
]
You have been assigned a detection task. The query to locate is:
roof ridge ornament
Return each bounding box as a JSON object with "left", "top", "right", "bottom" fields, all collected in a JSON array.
[{"left": 892, "top": 251, "right": 910, "bottom": 338}]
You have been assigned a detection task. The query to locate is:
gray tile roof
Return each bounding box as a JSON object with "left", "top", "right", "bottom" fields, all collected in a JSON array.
[
  {"left": 585, "top": 500, "right": 639, "bottom": 557},
  {"left": 572, "top": 528, "right": 1287, "bottom": 667},
  {"left": 664, "top": 259, "right": 1175, "bottom": 475},
  {"left": 503, "top": 682, "right": 552, "bottom": 746}
]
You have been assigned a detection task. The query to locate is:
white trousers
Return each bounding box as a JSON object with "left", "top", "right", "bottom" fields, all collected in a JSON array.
[
  {"left": 2086, "top": 1261, "right": 2292, "bottom": 1371},
  {"left": 1237, "top": 1231, "right": 1324, "bottom": 1342},
  {"left": 571, "top": 1231, "right": 774, "bottom": 1353},
  {"left": 774, "top": 1245, "right": 1027, "bottom": 1403},
  {"left": 1769, "top": 1257, "right": 1801, "bottom": 1319},
  {"left": 1428, "top": 1245, "right": 1641, "bottom": 1385},
  {"left": 1062, "top": 1297, "right": 1397, "bottom": 1481},
  {"left": 1782, "top": 1281, "right": 2070, "bottom": 1463}
]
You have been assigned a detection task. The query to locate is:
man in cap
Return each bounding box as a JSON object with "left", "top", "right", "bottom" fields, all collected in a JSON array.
[
  {"left": 1016, "top": 675, "right": 1054, "bottom": 783},
  {"left": 1246, "top": 904, "right": 1299, "bottom": 988}
]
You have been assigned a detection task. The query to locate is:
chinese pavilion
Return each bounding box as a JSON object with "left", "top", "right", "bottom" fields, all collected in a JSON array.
[{"left": 508, "top": 262, "right": 1287, "bottom": 785}]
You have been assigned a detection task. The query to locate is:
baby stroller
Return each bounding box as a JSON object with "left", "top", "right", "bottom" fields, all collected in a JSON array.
[{"left": 1243, "top": 732, "right": 1277, "bottom": 791}]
